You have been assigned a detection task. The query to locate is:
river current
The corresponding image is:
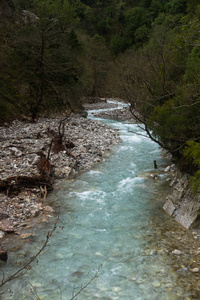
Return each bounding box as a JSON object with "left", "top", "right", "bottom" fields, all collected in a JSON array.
[{"left": 1, "top": 102, "right": 200, "bottom": 299}]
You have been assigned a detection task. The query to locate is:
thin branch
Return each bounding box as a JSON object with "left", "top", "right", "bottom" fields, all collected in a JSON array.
[
  {"left": 0, "top": 214, "right": 59, "bottom": 289},
  {"left": 25, "top": 281, "right": 40, "bottom": 300},
  {"left": 71, "top": 264, "right": 103, "bottom": 300},
  {"left": 129, "top": 108, "right": 170, "bottom": 151}
]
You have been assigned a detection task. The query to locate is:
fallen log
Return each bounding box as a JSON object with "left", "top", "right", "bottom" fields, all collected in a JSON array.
[{"left": 0, "top": 244, "right": 7, "bottom": 262}]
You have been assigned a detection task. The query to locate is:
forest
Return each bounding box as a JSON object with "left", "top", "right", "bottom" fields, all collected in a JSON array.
[{"left": 0, "top": 0, "right": 200, "bottom": 190}]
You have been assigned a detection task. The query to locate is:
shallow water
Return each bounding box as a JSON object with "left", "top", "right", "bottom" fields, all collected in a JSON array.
[{"left": 1, "top": 103, "right": 200, "bottom": 299}]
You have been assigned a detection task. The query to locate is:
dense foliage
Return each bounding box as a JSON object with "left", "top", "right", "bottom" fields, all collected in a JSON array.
[{"left": 0, "top": 0, "right": 200, "bottom": 189}]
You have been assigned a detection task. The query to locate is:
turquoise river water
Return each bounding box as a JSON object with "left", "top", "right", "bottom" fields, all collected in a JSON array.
[{"left": 1, "top": 102, "right": 200, "bottom": 299}]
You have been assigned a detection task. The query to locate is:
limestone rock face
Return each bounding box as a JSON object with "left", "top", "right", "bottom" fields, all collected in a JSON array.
[{"left": 163, "top": 171, "right": 200, "bottom": 229}]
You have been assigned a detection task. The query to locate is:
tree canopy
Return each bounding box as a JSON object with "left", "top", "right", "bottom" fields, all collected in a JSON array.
[{"left": 1, "top": 0, "right": 200, "bottom": 189}]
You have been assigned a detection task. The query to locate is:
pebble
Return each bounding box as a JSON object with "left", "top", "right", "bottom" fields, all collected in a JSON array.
[
  {"left": 20, "top": 233, "right": 35, "bottom": 239},
  {"left": 172, "top": 249, "right": 182, "bottom": 255},
  {"left": 43, "top": 206, "right": 55, "bottom": 212},
  {"left": 190, "top": 267, "right": 199, "bottom": 273}
]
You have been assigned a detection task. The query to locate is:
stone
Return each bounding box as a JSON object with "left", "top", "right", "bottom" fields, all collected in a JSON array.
[
  {"left": 43, "top": 206, "right": 55, "bottom": 212},
  {"left": 163, "top": 199, "right": 176, "bottom": 216},
  {"left": 0, "top": 231, "right": 5, "bottom": 239},
  {"left": 20, "top": 233, "right": 35, "bottom": 239},
  {"left": 29, "top": 205, "right": 40, "bottom": 217},
  {"left": 175, "top": 200, "right": 199, "bottom": 229},
  {"left": 172, "top": 249, "right": 182, "bottom": 255},
  {"left": 32, "top": 155, "right": 40, "bottom": 165},
  {"left": 165, "top": 170, "right": 200, "bottom": 229},
  {"left": 0, "top": 219, "right": 15, "bottom": 233},
  {"left": 190, "top": 267, "right": 199, "bottom": 273},
  {"left": 164, "top": 166, "right": 171, "bottom": 172},
  {"left": 10, "top": 147, "right": 23, "bottom": 157}
]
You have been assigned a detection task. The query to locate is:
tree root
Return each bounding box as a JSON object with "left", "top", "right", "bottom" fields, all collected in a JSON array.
[{"left": 0, "top": 175, "right": 53, "bottom": 196}]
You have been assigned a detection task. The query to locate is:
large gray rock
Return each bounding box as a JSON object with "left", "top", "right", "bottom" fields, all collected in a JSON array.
[
  {"left": 175, "top": 199, "right": 199, "bottom": 229},
  {"left": 163, "top": 199, "right": 176, "bottom": 216},
  {"left": 163, "top": 171, "right": 200, "bottom": 229}
]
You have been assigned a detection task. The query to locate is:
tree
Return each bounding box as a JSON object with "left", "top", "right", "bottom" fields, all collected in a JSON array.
[
  {"left": 0, "top": 0, "right": 86, "bottom": 121},
  {"left": 82, "top": 34, "right": 112, "bottom": 97},
  {"left": 124, "top": 6, "right": 151, "bottom": 47}
]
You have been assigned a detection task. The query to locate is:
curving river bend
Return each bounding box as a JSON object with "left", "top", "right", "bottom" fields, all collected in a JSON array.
[{"left": 2, "top": 102, "right": 200, "bottom": 299}]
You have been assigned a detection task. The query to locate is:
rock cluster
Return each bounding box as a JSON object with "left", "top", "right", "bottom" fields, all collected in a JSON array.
[{"left": 0, "top": 113, "right": 121, "bottom": 236}]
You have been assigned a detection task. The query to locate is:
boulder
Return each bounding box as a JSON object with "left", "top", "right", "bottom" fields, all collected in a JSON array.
[
  {"left": 164, "top": 172, "right": 200, "bottom": 229},
  {"left": 163, "top": 199, "right": 176, "bottom": 216},
  {"left": 175, "top": 199, "right": 199, "bottom": 229}
]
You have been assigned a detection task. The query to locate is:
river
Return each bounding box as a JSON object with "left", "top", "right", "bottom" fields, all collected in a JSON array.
[{"left": 1, "top": 102, "right": 200, "bottom": 299}]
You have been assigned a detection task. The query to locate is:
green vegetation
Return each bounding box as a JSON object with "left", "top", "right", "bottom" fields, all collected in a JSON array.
[{"left": 1, "top": 0, "right": 200, "bottom": 188}]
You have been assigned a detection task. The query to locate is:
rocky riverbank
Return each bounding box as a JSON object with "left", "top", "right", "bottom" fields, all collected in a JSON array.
[{"left": 0, "top": 109, "right": 121, "bottom": 243}]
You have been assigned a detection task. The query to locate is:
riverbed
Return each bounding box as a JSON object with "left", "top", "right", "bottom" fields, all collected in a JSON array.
[{"left": 1, "top": 102, "right": 200, "bottom": 299}]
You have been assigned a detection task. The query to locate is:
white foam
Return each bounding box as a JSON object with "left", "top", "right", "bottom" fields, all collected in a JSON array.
[
  {"left": 121, "top": 135, "right": 142, "bottom": 143},
  {"left": 131, "top": 162, "right": 136, "bottom": 168},
  {"left": 118, "top": 176, "right": 144, "bottom": 190},
  {"left": 89, "top": 170, "right": 102, "bottom": 175},
  {"left": 118, "top": 177, "right": 135, "bottom": 189},
  {"left": 72, "top": 190, "right": 107, "bottom": 202},
  {"left": 119, "top": 145, "right": 134, "bottom": 151}
]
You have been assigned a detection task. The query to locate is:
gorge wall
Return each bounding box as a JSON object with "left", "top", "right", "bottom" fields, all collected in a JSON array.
[{"left": 163, "top": 169, "right": 200, "bottom": 230}]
